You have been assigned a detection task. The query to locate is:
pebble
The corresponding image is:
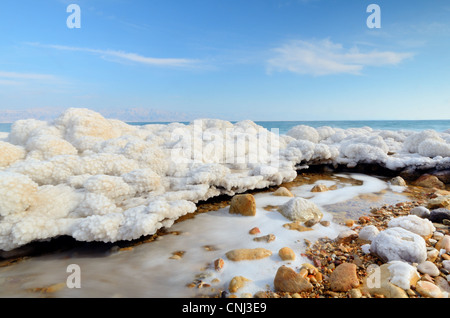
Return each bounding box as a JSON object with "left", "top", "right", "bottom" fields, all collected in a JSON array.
[
  {"left": 414, "top": 174, "right": 445, "bottom": 190},
  {"left": 436, "top": 235, "right": 450, "bottom": 252},
  {"left": 329, "top": 263, "right": 360, "bottom": 292},
  {"left": 253, "top": 234, "right": 276, "bottom": 243},
  {"left": 229, "top": 276, "right": 251, "bottom": 293},
  {"left": 415, "top": 281, "right": 443, "bottom": 298},
  {"left": 278, "top": 247, "right": 296, "bottom": 261},
  {"left": 225, "top": 248, "right": 272, "bottom": 261},
  {"left": 229, "top": 194, "right": 256, "bottom": 216},
  {"left": 273, "top": 265, "right": 313, "bottom": 293},
  {"left": 417, "top": 261, "right": 440, "bottom": 277},
  {"left": 410, "top": 206, "right": 430, "bottom": 218},
  {"left": 311, "top": 184, "right": 329, "bottom": 192},
  {"left": 214, "top": 258, "right": 225, "bottom": 271},
  {"left": 273, "top": 187, "right": 294, "bottom": 197},
  {"left": 249, "top": 227, "right": 261, "bottom": 235}
]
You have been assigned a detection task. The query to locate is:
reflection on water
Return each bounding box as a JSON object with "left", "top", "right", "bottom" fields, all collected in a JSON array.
[{"left": 0, "top": 173, "right": 411, "bottom": 298}]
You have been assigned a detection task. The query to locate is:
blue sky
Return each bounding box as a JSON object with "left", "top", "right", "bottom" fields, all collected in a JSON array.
[{"left": 0, "top": 0, "right": 449, "bottom": 121}]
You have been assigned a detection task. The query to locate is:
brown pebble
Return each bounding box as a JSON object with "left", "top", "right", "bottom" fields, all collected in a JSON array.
[
  {"left": 249, "top": 227, "right": 261, "bottom": 235},
  {"left": 214, "top": 258, "right": 225, "bottom": 271}
]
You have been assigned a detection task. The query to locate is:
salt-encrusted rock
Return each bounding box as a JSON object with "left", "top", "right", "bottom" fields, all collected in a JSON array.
[
  {"left": 417, "top": 261, "right": 440, "bottom": 277},
  {"left": 336, "top": 229, "right": 358, "bottom": 244},
  {"left": 278, "top": 198, "right": 323, "bottom": 223},
  {"left": 311, "top": 184, "right": 329, "bottom": 192},
  {"left": 387, "top": 215, "right": 436, "bottom": 239},
  {"left": 229, "top": 194, "right": 256, "bottom": 217},
  {"left": 414, "top": 174, "right": 445, "bottom": 189},
  {"left": 410, "top": 206, "right": 430, "bottom": 218},
  {"left": 273, "top": 265, "right": 313, "bottom": 293},
  {"left": 415, "top": 281, "right": 443, "bottom": 298},
  {"left": 370, "top": 227, "right": 427, "bottom": 264},
  {"left": 427, "top": 196, "right": 450, "bottom": 210},
  {"left": 278, "top": 247, "right": 296, "bottom": 261},
  {"left": 329, "top": 263, "right": 360, "bottom": 292},
  {"left": 436, "top": 235, "right": 450, "bottom": 252},
  {"left": 389, "top": 176, "right": 406, "bottom": 186},
  {"left": 427, "top": 208, "right": 450, "bottom": 224},
  {"left": 358, "top": 225, "right": 380, "bottom": 242},
  {"left": 361, "top": 262, "right": 417, "bottom": 298},
  {"left": 225, "top": 248, "right": 272, "bottom": 261},
  {"left": 229, "top": 276, "right": 251, "bottom": 293},
  {"left": 272, "top": 187, "right": 294, "bottom": 197}
]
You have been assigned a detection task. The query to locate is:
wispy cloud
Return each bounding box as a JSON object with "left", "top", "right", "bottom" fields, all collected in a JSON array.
[
  {"left": 30, "top": 43, "right": 201, "bottom": 68},
  {"left": 267, "top": 38, "right": 414, "bottom": 76},
  {"left": 0, "top": 71, "right": 58, "bottom": 86}
]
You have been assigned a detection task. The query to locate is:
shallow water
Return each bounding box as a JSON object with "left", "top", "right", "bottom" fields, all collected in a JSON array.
[{"left": 0, "top": 173, "right": 411, "bottom": 298}]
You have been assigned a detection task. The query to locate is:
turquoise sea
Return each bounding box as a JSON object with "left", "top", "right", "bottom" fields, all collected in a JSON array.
[{"left": 1, "top": 120, "right": 449, "bottom": 135}]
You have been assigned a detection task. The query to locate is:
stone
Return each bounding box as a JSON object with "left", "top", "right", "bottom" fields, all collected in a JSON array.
[
  {"left": 415, "top": 281, "right": 443, "bottom": 298},
  {"left": 225, "top": 248, "right": 272, "bottom": 261},
  {"left": 320, "top": 220, "right": 330, "bottom": 227},
  {"left": 283, "top": 222, "right": 314, "bottom": 232},
  {"left": 427, "top": 248, "right": 439, "bottom": 262},
  {"left": 361, "top": 264, "right": 409, "bottom": 298},
  {"left": 432, "top": 170, "right": 450, "bottom": 184},
  {"left": 427, "top": 196, "right": 450, "bottom": 210},
  {"left": 278, "top": 247, "right": 296, "bottom": 261},
  {"left": 417, "top": 261, "right": 440, "bottom": 277},
  {"left": 410, "top": 206, "right": 430, "bottom": 218},
  {"left": 329, "top": 263, "right": 360, "bottom": 292},
  {"left": 311, "top": 184, "right": 329, "bottom": 192},
  {"left": 349, "top": 288, "right": 363, "bottom": 298},
  {"left": 273, "top": 266, "right": 313, "bottom": 293},
  {"left": 214, "top": 258, "right": 225, "bottom": 272},
  {"left": 436, "top": 235, "right": 450, "bottom": 252},
  {"left": 370, "top": 227, "right": 427, "bottom": 264},
  {"left": 278, "top": 198, "right": 323, "bottom": 223},
  {"left": 249, "top": 227, "right": 260, "bottom": 235},
  {"left": 229, "top": 194, "right": 256, "bottom": 216},
  {"left": 414, "top": 174, "right": 445, "bottom": 189},
  {"left": 387, "top": 215, "right": 435, "bottom": 239},
  {"left": 273, "top": 187, "right": 294, "bottom": 197},
  {"left": 427, "top": 208, "right": 450, "bottom": 224},
  {"left": 443, "top": 260, "right": 450, "bottom": 272},
  {"left": 358, "top": 225, "right": 380, "bottom": 242},
  {"left": 304, "top": 217, "right": 320, "bottom": 227},
  {"left": 335, "top": 229, "right": 358, "bottom": 244},
  {"left": 253, "top": 234, "right": 276, "bottom": 243},
  {"left": 435, "top": 276, "right": 450, "bottom": 293},
  {"left": 229, "top": 276, "right": 251, "bottom": 293},
  {"left": 389, "top": 176, "right": 407, "bottom": 186}
]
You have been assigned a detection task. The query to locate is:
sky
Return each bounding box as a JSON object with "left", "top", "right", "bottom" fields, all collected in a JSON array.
[{"left": 0, "top": 0, "right": 449, "bottom": 121}]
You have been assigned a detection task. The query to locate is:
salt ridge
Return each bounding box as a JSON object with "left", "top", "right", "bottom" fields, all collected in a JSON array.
[{"left": 0, "top": 108, "right": 448, "bottom": 251}]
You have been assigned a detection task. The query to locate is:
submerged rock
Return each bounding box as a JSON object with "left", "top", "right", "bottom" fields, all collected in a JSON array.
[
  {"left": 272, "top": 187, "right": 294, "bottom": 197},
  {"left": 311, "top": 184, "right": 329, "bottom": 192},
  {"left": 278, "top": 198, "right": 323, "bottom": 223}
]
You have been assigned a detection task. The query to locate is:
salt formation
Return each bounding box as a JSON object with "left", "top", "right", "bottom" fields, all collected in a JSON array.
[{"left": 0, "top": 108, "right": 449, "bottom": 251}]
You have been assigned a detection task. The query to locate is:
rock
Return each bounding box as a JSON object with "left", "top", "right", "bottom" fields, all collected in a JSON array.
[
  {"left": 311, "top": 184, "right": 329, "bottom": 192},
  {"left": 427, "top": 196, "right": 450, "bottom": 210},
  {"left": 273, "top": 187, "right": 294, "bottom": 197},
  {"left": 249, "top": 227, "right": 260, "bottom": 235},
  {"left": 320, "top": 220, "right": 330, "bottom": 227},
  {"left": 329, "top": 263, "right": 360, "bottom": 292},
  {"left": 427, "top": 248, "right": 439, "bottom": 262},
  {"left": 229, "top": 276, "right": 251, "bottom": 293},
  {"left": 253, "top": 234, "right": 276, "bottom": 243},
  {"left": 414, "top": 174, "right": 445, "bottom": 189},
  {"left": 278, "top": 198, "right": 323, "bottom": 223},
  {"left": 345, "top": 219, "right": 355, "bottom": 227},
  {"left": 283, "top": 222, "right": 314, "bottom": 232},
  {"left": 370, "top": 227, "right": 427, "bottom": 264},
  {"left": 349, "top": 288, "right": 363, "bottom": 298},
  {"left": 417, "top": 261, "right": 440, "bottom": 277},
  {"left": 304, "top": 217, "right": 320, "bottom": 227},
  {"left": 229, "top": 194, "right": 256, "bottom": 216},
  {"left": 432, "top": 170, "right": 450, "bottom": 184},
  {"left": 427, "top": 208, "right": 450, "bottom": 224},
  {"left": 386, "top": 261, "right": 420, "bottom": 290},
  {"left": 225, "top": 248, "right": 272, "bottom": 261},
  {"left": 410, "top": 206, "right": 430, "bottom": 218},
  {"left": 273, "top": 265, "right": 313, "bottom": 293},
  {"left": 387, "top": 215, "right": 436, "bottom": 239},
  {"left": 435, "top": 276, "right": 450, "bottom": 293},
  {"left": 335, "top": 229, "right": 358, "bottom": 244},
  {"left": 415, "top": 281, "right": 443, "bottom": 298},
  {"left": 214, "top": 258, "right": 225, "bottom": 271},
  {"left": 390, "top": 176, "right": 407, "bottom": 186},
  {"left": 358, "top": 225, "right": 380, "bottom": 242},
  {"left": 443, "top": 260, "right": 450, "bottom": 272},
  {"left": 361, "top": 263, "right": 411, "bottom": 298},
  {"left": 278, "top": 247, "right": 296, "bottom": 261},
  {"left": 435, "top": 235, "right": 450, "bottom": 252}
]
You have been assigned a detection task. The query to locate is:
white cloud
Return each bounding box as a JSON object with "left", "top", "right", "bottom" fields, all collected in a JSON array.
[
  {"left": 33, "top": 43, "right": 200, "bottom": 68},
  {"left": 0, "top": 71, "right": 58, "bottom": 86},
  {"left": 267, "top": 39, "right": 414, "bottom": 76}
]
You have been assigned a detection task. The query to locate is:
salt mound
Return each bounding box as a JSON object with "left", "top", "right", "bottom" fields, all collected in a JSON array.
[{"left": 0, "top": 107, "right": 449, "bottom": 251}]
